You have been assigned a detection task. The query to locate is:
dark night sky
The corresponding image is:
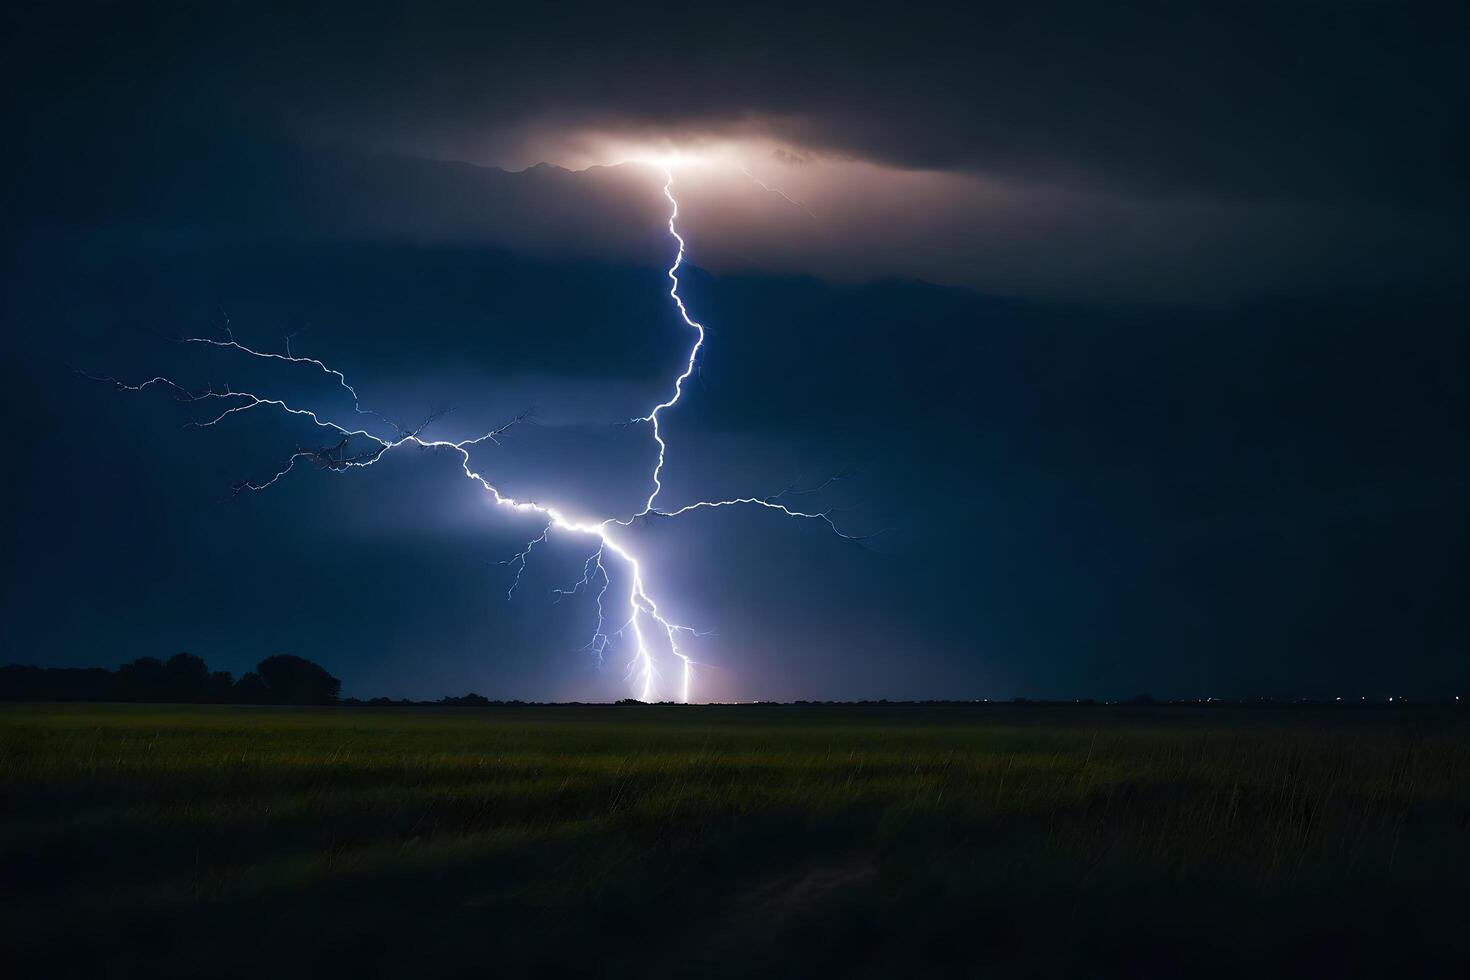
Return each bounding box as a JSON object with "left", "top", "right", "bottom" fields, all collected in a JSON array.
[{"left": 1, "top": 1, "right": 1466, "bottom": 700}]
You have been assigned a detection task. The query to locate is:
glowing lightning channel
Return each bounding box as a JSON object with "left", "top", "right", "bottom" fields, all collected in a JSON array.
[
  {"left": 739, "top": 165, "right": 818, "bottom": 221},
  {"left": 93, "top": 163, "right": 864, "bottom": 703},
  {"left": 633, "top": 168, "right": 705, "bottom": 516}
]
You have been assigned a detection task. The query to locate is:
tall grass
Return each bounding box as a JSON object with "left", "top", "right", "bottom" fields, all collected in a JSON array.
[{"left": 3, "top": 704, "right": 1466, "bottom": 977}]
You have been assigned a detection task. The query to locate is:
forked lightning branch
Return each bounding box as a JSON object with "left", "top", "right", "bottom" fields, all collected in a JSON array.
[{"left": 93, "top": 166, "right": 865, "bottom": 702}]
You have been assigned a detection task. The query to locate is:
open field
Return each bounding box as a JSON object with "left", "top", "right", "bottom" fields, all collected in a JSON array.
[{"left": 3, "top": 703, "right": 1468, "bottom": 978}]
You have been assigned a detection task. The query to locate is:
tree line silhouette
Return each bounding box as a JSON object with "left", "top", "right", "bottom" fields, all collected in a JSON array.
[
  {"left": 5, "top": 657, "right": 1453, "bottom": 708},
  {"left": 0, "top": 654, "right": 341, "bottom": 705}
]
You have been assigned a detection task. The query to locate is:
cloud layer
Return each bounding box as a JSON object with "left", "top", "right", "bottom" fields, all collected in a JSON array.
[
  {"left": 10, "top": 1, "right": 1463, "bottom": 304},
  {"left": 11, "top": 1, "right": 1466, "bottom": 204}
]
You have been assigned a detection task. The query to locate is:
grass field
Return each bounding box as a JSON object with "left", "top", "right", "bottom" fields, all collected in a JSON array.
[{"left": 3, "top": 703, "right": 1468, "bottom": 977}]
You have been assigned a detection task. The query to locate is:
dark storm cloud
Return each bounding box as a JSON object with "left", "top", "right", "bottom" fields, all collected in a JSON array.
[
  {"left": 7, "top": 127, "right": 1450, "bottom": 308},
  {"left": 7, "top": 1, "right": 1467, "bottom": 207}
]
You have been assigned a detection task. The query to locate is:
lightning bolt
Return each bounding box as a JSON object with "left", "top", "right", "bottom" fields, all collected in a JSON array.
[
  {"left": 90, "top": 165, "right": 864, "bottom": 702},
  {"left": 739, "top": 165, "right": 818, "bottom": 220},
  {"left": 633, "top": 170, "right": 706, "bottom": 517}
]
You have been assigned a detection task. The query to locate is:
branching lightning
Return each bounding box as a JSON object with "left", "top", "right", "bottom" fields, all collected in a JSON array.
[
  {"left": 740, "top": 164, "right": 818, "bottom": 220},
  {"left": 92, "top": 165, "right": 864, "bottom": 702}
]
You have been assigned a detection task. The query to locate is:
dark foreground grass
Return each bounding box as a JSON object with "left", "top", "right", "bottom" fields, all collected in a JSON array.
[{"left": 3, "top": 703, "right": 1468, "bottom": 978}]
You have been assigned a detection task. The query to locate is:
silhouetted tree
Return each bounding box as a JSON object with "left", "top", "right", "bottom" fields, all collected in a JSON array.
[
  {"left": 441, "top": 692, "right": 490, "bottom": 706},
  {"left": 257, "top": 655, "right": 341, "bottom": 705},
  {"left": 233, "top": 671, "right": 268, "bottom": 703},
  {"left": 208, "top": 670, "right": 236, "bottom": 702},
  {"left": 117, "top": 657, "right": 167, "bottom": 700},
  {"left": 1, "top": 654, "right": 341, "bottom": 704},
  {"left": 163, "top": 653, "right": 210, "bottom": 701}
]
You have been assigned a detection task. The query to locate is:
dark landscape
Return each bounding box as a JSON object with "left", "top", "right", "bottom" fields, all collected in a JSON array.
[{"left": 4, "top": 701, "right": 1468, "bottom": 978}]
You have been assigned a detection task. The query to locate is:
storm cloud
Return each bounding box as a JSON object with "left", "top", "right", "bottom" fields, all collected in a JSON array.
[
  {"left": 12, "top": 1, "right": 1467, "bottom": 203},
  {"left": 9, "top": 1, "right": 1464, "bottom": 305},
  {"left": 2, "top": 1, "right": 1466, "bottom": 700}
]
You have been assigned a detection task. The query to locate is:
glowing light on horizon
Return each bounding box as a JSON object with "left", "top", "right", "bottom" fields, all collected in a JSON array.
[{"left": 92, "top": 164, "right": 865, "bottom": 702}]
